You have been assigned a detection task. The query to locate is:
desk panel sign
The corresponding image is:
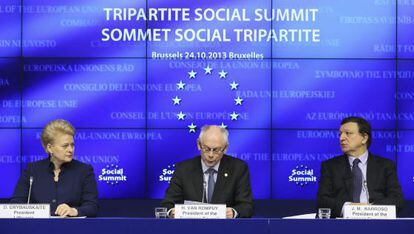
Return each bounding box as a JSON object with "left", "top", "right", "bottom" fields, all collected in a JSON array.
[
  {"left": 0, "top": 204, "right": 50, "bottom": 218},
  {"left": 175, "top": 204, "right": 226, "bottom": 219},
  {"left": 343, "top": 205, "right": 396, "bottom": 219}
]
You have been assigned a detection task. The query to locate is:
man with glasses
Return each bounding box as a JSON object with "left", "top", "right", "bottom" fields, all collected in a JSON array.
[
  {"left": 162, "top": 125, "right": 253, "bottom": 218},
  {"left": 317, "top": 116, "right": 404, "bottom": 218}
]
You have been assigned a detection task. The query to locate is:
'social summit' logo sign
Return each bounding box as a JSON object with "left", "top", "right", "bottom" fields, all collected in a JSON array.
[
  {"left": 98, "top": 164, "right": 127, "bottom": 186},
  {"left": 159, "top": 164, "right": 175, "bottom": 183},
  {"left": 288, "top": 165, "right": 317, "bottom": 187}
]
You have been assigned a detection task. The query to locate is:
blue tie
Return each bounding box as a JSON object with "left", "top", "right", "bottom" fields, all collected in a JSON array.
[
  {"left": 352, "top": 159, "right": 362, "bottom": 203},
  {"left": 207, "top": 168, "right": 215, "bottom": 203}
]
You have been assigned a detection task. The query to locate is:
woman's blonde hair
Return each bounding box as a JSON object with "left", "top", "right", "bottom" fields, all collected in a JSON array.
[{"left": 41, "top": 119, "right": 75, "bottom": 153}]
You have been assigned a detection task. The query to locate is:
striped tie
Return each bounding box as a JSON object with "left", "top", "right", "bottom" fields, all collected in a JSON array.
[
  {"left": 207, "top": 168, "right": 215, "bottom": 203},
  {"left": 352, "top": 159, "right": 362, "bottom": 203}
]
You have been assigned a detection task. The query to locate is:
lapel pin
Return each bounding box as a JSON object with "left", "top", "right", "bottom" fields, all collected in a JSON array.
[{"left": 224, "top": 173, "right": 228, "bottom": 177}]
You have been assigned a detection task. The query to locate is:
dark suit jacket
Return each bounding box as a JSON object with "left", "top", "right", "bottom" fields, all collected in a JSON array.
[
  {"left": 317, "top": 153, "right": 404, "bottom": 218},
  {"left": 161, "top": 155, "right": 254, "bottom": 218},
  {"left": 10, "top": 158, "right": 99, "bottom": 217}
]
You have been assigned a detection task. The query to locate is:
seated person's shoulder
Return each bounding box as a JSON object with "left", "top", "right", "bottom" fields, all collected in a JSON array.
[
  {"left": 322, "top": 155, "right": 344, "bottom": 165},
  {"left": 174, "top": 156, "right": 201, "bottom": 170},
  {"left": 224, "top": 155, "right": 249, "bottom": 169},
  {"left": 70, "top": 159, "right": 95, "bottom": 172},
  {"left": 370, "top": 154, "right": 396, "bottom": 167},
  {"left": 28, "top": 158, "right": 50, "bottom": 170}
]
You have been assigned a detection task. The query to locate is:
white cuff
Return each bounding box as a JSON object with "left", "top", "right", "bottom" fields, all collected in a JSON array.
[
  {"left": 167, "top": 208, "right": 173, "bottom": 218},
  {"left": 231, "top": 208, "right": 238, "bottom": 218},
  {"left": 341, "top": 202, "right": 352, "bottom": 217}
]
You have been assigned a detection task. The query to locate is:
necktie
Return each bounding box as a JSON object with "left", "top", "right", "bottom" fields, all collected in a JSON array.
[
  {"left": 207, "top": 168, "right": 215, "bottom": 203},
  {"left": 352, "top": 158, "right": 362, "bottom": 203}
]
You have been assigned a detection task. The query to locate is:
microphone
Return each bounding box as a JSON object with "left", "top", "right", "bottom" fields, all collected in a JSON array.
[
  {"left": 202, "top": 181, "right": 206, "bottom": 203},
  {"left": 27, "top": 176, "right": 33, "bottom": 204}
]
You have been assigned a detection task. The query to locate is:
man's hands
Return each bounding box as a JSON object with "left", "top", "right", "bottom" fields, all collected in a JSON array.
[
  {"left": 226, "top": 208, "right": 234, "bottom": 218},
  {"left": 169, "top": 208, "right": 175, "bottom": 218}
]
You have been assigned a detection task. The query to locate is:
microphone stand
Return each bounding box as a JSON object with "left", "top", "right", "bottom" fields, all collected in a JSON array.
[
  {"left": 27, "top": 176, "right": 33, "bottom": 204},
  {"left": 202, "top": 181, "right": 206, "bottom": 203}
]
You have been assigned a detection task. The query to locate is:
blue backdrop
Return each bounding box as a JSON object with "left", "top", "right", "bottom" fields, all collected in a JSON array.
[{"left": 0, "top": 0, "right": 413, "bottom": 201}]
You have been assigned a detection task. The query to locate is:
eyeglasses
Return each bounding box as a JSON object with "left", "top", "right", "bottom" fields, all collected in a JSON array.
[{"left": 199, "top": 144, "right": 226, "bottom": 154}]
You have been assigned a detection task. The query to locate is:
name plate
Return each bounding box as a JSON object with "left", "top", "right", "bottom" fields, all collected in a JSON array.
[
  {"left": 343, "top": 205, "right": 396, "bottom": 219},
  {"left": 175, "top": 204, "right": 226, "bottom": 219},
  {"left": 0, "top": 204, "right": 50, "bottom": 218}
]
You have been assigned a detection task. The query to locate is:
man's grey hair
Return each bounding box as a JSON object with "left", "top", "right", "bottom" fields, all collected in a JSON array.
[{"left": 198, "top": 125, "right": 229, "bottom": 144}]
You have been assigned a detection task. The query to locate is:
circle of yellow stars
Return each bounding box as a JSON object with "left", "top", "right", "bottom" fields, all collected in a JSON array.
[{"left": 172, "top": 65, "right": 244, "bottom": 133}]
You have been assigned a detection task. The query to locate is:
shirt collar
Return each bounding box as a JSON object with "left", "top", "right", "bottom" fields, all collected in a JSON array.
[
  {"left": 201, "top": 158, "right": 220, "bottom": 173},
  {"left": 347, "top": 150, "right": 369, "bottom": 166}
]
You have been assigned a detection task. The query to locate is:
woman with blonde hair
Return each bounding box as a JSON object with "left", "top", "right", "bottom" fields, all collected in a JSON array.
[{"left": 11, "top": 119, "right": 98, "bottom": 217}]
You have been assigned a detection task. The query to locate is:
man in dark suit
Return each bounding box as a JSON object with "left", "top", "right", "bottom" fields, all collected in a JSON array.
[
  {"left": 317, "top": 116, "right": 404, "bottom": 218},
  {"left": 162, "top": 125, "right": 253, "bottom": 218}
]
